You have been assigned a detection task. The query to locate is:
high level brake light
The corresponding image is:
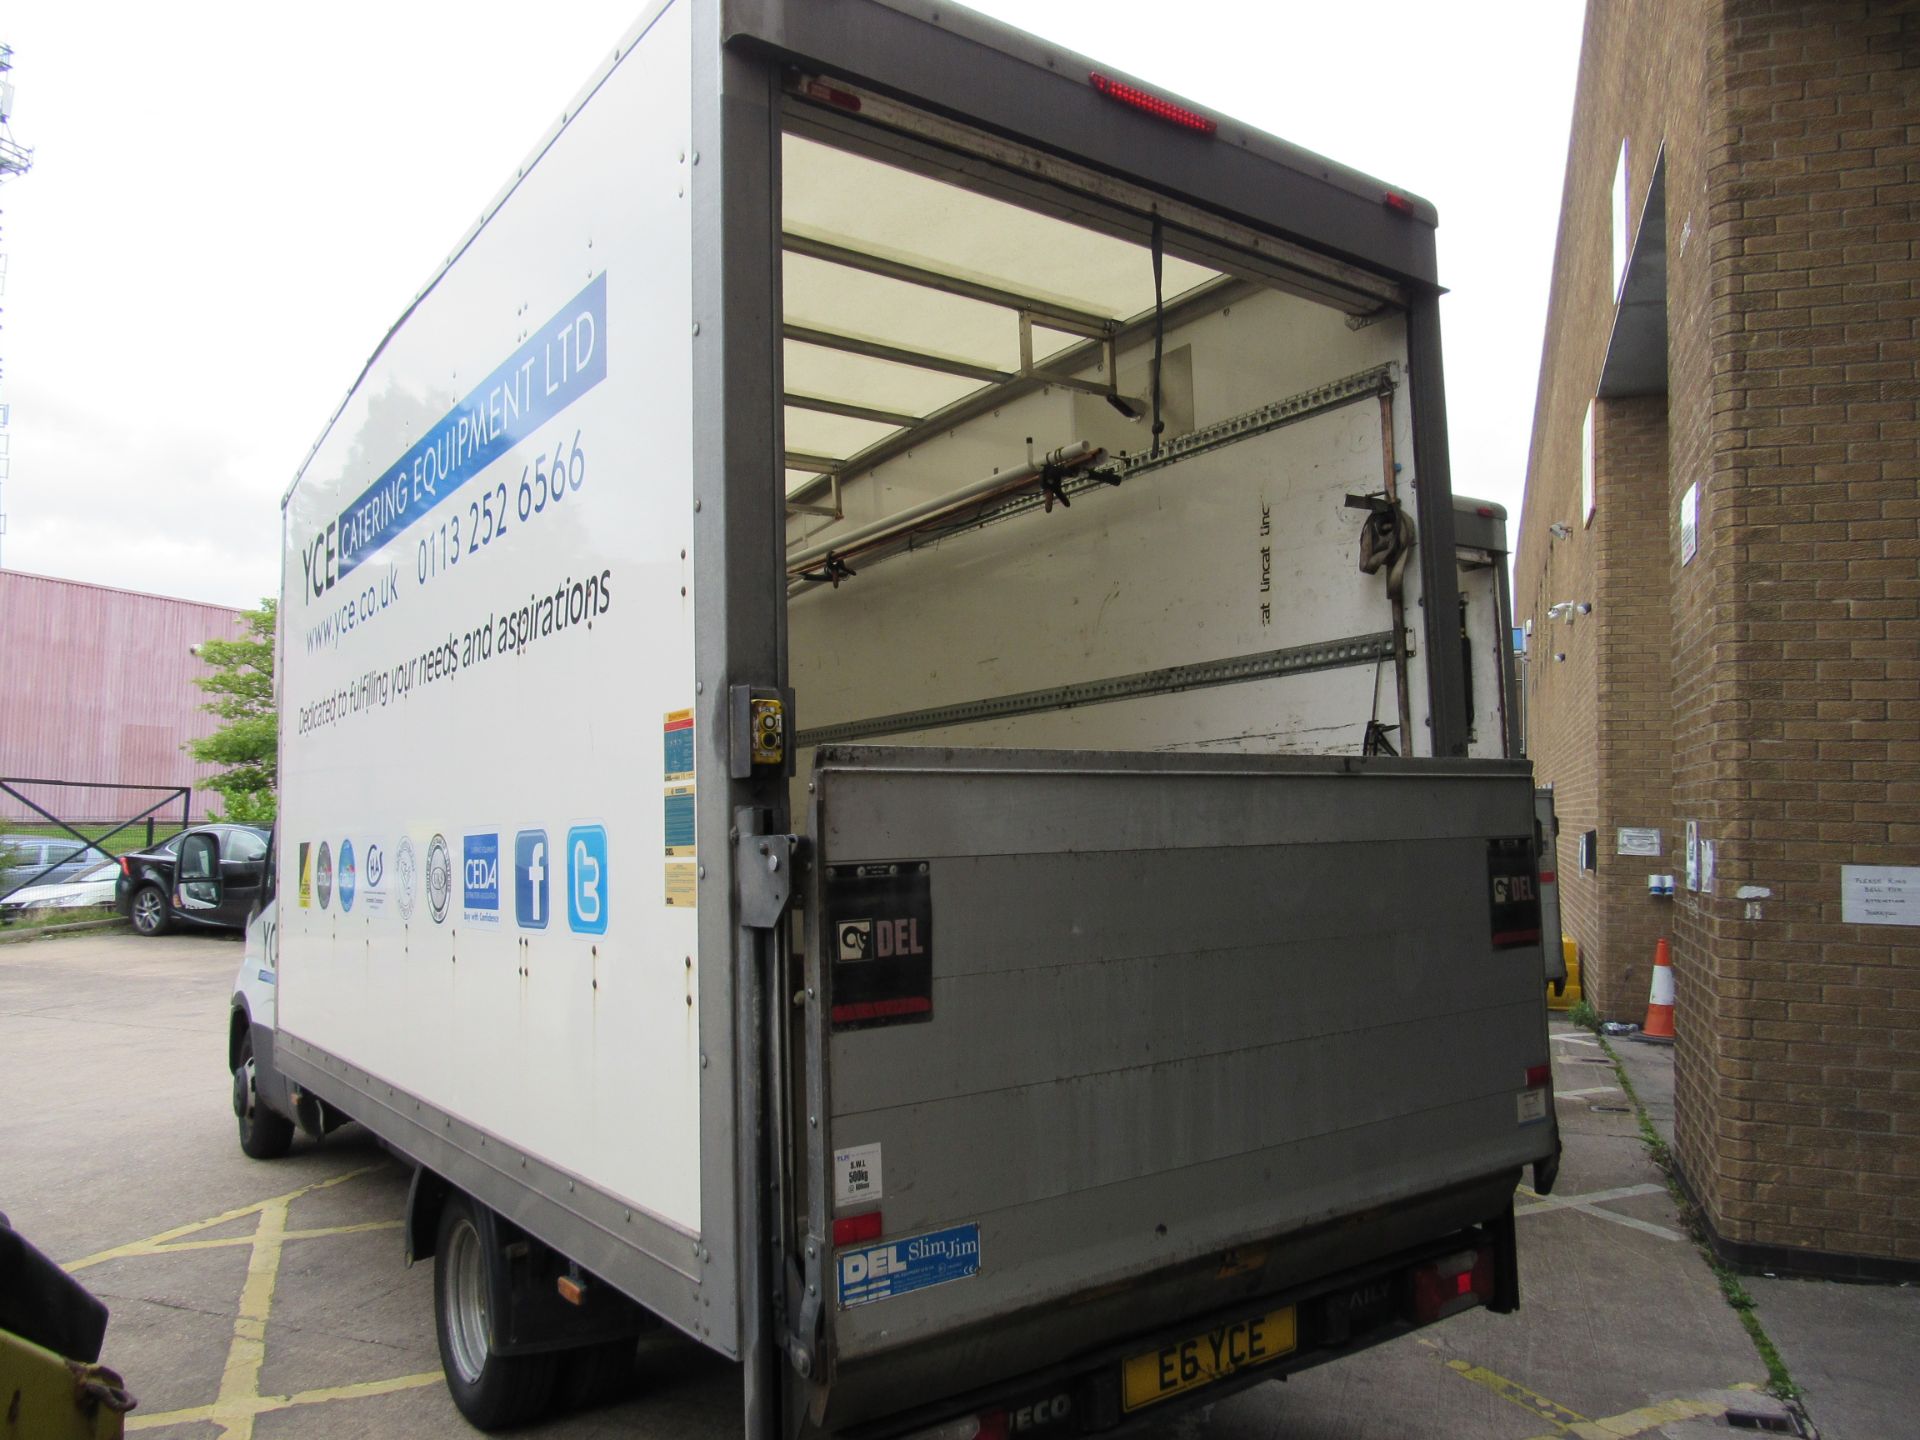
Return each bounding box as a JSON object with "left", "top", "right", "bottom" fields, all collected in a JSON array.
[{"left": 1088, "top": 73, "right": 1217, "bottom": 135}]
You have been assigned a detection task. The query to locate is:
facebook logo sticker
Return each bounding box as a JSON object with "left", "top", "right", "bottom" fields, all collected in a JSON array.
[
  {"left": 514, "top": 830, "right": 549, "bottom": 930},
  {"left": 567, "top": 824, "right": 608, "bottom": 935}
]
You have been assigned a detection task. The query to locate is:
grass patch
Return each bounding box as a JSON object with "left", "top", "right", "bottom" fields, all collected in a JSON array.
[
  {"left": 1596, "top": 1035, "right": 1800, "bottom": 1401},
  {"left": 2, "top": 819, "right": 189, "bottom": 855},
  {"left": 1566, "top": 997, "right": 1601, "bottom": 1032}
]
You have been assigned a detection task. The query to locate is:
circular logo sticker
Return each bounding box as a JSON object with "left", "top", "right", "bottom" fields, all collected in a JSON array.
[
  {"left": 315, "top": 841, "right": 334, "bottom": 910},
  {"left": 395, "top": 836, "right": 418, "bottom": 922},
  {"left": 338, "top": 838, "right": 357, "bottom": 913},
  {"left": 425, "top": 833, "right": 452, "bottom": 924}
]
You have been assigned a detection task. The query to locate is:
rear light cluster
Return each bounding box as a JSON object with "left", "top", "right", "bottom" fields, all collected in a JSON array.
[
  {"left": 800, "top": 77, "right": 862, "bottom": 113},
  {"left": 1088, "top": 72, "right": 1217, "bottom": 135},
  {"left": 904, "top": 1397, "right": 1069, "bottom": 1440},
  {"left": 903, "top": 1414, "right": 1009, "bottom": 1440},
  {"left": 1409, "top": 1246, "right": 1495, "bottom": 1325}
]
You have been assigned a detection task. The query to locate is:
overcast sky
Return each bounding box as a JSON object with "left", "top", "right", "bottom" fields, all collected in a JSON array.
[{"left": 0, "top": 2, "right": 1582, "bottom": 609}]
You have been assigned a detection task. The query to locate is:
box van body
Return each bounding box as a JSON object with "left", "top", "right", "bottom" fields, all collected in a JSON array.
[{"left": 230, "top": 4, "right": 1559, "bottom": 1433}]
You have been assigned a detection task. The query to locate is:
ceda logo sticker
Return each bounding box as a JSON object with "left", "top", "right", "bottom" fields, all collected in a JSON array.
[
  {"left": 463, "top": 832, "right": 500, "bottom": 926},
  {"left": 567, "top": 825, "right": 608, "bottom": 935}
]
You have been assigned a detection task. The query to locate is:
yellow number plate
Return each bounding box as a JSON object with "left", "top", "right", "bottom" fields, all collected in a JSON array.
[{"left": 1121, "top": 1305, "right": 1297, "bottom": 1412}]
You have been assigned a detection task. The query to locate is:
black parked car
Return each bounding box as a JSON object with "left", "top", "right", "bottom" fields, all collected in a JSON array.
[{"left": 115, "top": 824, "right": 270, "bottom": 936}]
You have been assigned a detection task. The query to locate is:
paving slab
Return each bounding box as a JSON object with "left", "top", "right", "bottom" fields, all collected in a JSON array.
[
  {"left": 0, "top": 935, "right": 1815, "bottom": 1438},
  {"left": 1603, "top": 1023, "right": 1920, "bottom": 1440},
  {"left": 1744, "top": 1276, "right": 1920, "bottom": 1440}
]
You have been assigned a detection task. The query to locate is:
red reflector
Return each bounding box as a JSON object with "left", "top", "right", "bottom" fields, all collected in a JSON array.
[
  {"left": 1088, "top": 72, "right": 1217, "bottom": 134},
  {"left": 1383, "top": 191, "right": 1416, "bottom": 214},
  {"left": 1539, "top": 871, "right": 1557, "bottom": 884},
  {"left": 119, "top": 857, "right": 131, "bottom": 877},
  {"left": 801, "top": 78, "right": 862, "bottom": 113},
  {"left": 1454, "top": 1271, "right": 1474, "bottom": 1296},
  {"left": 833, "top": 1211, "right": 883, "bottom": 1246},
  {"left": 1525, "top": 1064, "right": 1551, "bottom": 1089},
  {"left": 1476, "top": 505, "right": 1497, "bottom": 518}
]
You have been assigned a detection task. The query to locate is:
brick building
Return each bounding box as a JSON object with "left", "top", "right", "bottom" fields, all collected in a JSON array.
[{"left": 1516, "top": 0, "right": 1919, "bottom": 1278}]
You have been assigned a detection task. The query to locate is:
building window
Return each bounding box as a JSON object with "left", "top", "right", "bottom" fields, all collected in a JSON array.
[
  {"left": 1612, "top": 140, "right": 1629, "bottom": 300},
  {"left": 1583, "top": 400, "right": 1596, "bottom": 526}
]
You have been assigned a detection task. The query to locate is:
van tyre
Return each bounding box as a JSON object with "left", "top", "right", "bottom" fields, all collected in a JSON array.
[
  {"left": 557, "top": 1338, "right": 641, "bottom": 1412},
  {"left": 130, "top": 884, "right": 170, "bottom": 936},
  {"left": 233, "top": 1032, "right": 295, "bottom": 1160},
  {"left": 434, "top": 1192, "right": 558, "bottom": 1430}
]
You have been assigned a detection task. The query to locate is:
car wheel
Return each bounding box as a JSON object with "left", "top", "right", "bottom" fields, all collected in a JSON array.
[
  {"left": 130, "top": 885, "right": 171, "bottom": 936},
  {"left": 233, "top": 1031, "right": 295, "bottom": 1160},
  {"left": 435, "top": 1193, "right": 559, "bottom": 1430}
]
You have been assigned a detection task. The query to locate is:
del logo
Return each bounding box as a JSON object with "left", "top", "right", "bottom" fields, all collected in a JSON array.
[
  {"left": 836, "top": 1223, "right": 980, "bottom": 1308},
  {"left": 837, "top": 917, "right": 925, "bottom": 963},
  {"left": 1493, "top": 874, "right": 1536, "bottom": 905},
  {"left": 463, "top": 833, "right": 501, "bottom": 925}
]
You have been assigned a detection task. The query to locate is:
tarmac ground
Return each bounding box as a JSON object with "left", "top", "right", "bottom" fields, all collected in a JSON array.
[{"left": 4, "top": 931, "right": 1899, "bottom": 1438}]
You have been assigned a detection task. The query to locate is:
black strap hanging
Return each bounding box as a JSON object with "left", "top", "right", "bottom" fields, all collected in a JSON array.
[{"left": 1150, "top": 212, "right": 1166, "bottom": 458}]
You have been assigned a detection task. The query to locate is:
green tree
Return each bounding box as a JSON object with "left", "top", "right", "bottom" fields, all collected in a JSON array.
[{"left": 188, "top": 598, "right": 277, "bottom": 825}]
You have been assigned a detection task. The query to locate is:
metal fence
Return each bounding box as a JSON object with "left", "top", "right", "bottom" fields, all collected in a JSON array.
[{"left": 0, "top": 778, "right": 193, "bottom": 901}]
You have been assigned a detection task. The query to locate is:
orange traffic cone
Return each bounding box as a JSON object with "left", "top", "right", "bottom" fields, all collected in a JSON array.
[{"left": 1640, "top": 939, "right": 1676, "bottom": 1042}]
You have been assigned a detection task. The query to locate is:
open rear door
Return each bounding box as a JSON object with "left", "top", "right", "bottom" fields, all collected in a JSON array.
[{"left": 794, "top": 745, "right": 1554, "bottom": 1429}]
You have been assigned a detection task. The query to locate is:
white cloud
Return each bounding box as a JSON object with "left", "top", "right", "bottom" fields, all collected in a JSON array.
[{"left": 0, "top": 1, "right": 1582, "bottom": 603}]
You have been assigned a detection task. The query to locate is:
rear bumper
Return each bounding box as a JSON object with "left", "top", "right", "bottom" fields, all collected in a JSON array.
[
  {"left": 812, "top": 1170, "right": 1522, "bottom": 1435},
  {"left": 832, "top": 1195, "right": 1521, "bottom": 1440}
]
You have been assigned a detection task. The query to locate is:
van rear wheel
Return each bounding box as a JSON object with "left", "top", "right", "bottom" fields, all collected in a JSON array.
[{"left": 434, "top": 1192, "right": 558, "bottom": 1430}]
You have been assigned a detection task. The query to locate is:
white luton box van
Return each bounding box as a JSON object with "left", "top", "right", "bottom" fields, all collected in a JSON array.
[{"left": 227, "top": 3, "right": 1560, "bottom": 1434}]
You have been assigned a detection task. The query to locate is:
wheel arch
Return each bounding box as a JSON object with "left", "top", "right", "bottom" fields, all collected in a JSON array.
[
  {"left": 407, "top": 1165, "right": 454, "bottom": 1266},
  {"left": 228, "top": 999, "right": 252, "bottom": 1073}
]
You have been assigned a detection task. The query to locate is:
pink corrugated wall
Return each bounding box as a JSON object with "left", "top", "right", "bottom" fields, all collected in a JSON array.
[{"left": 0, "top": 572, "right": 249, "bottom": 825}]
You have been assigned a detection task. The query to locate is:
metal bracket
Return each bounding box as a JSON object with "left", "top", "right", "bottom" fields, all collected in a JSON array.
[
  {"left": 787, "top": 1237, "right": 826, "bottom": 1377},
  {"left": 734, "top": 831, "right": 796, "bottom": 930}
]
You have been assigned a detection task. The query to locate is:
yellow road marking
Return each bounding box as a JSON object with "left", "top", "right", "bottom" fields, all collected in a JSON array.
[
  {"left": 1520, "top": 1392, "right": 1742, "bottom": 1439},
  {"left": 1438, "top": 1354, "right": 1588, "bottom": 1430},
  {"left": 126, "top": 1371, "right": 445, "bottom": 1431},
  {"left": 63, "top": 1165, "right": 386, "bottom": 1272},
  {"left": 61, "top": 1164, "right": 441, "bottom": 1438},
  {"left": 212, "top": 1190, "right": 288, "bottom": 1439},
  {"left": 134, "top": 1219, "right": 403, "bottom": 1256}
]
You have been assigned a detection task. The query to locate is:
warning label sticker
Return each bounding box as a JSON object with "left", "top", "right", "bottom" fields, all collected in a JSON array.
[
  {"left": 664, "top": 785, "right": 695, "bottom": 858},
  {"left": 834, "top": 1143, "right": 883, "bottom": 1207},
  {"left": 663, "top": 709, "right": 694, "bottom": 783},
  {"left": 665, "top": 861, "right": 696, "bottom": 908}
]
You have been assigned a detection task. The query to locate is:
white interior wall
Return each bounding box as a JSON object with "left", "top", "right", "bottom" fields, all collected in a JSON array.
[{"left": 786, "top": 290, "right": 1429, "bottom": 781}]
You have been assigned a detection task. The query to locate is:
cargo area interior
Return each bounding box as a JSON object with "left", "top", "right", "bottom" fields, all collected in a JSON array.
[
  {"left": 776, "top": 98, "right": 1442, "bottom": 790},
  {"left": 768, "top": 96, "right": 1546, "bottom": 1405}
]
